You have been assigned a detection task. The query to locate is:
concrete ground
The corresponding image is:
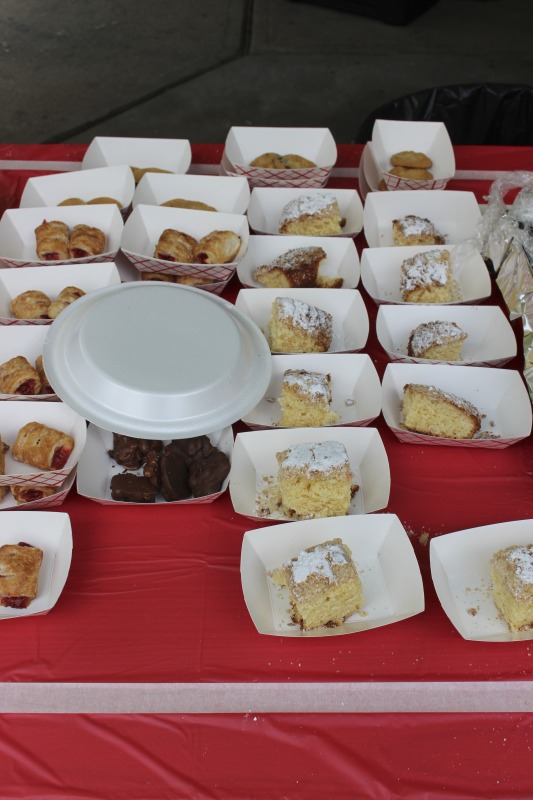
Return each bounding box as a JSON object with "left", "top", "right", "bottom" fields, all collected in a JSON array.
[{"left": 1, "top": 0, "right": 533, "bottom": 145}]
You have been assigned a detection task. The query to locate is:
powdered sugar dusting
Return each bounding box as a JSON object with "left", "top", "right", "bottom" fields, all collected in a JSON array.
[
  {"left": 279, "top": 440, "right": 348, "bottom": 473},
  {"left": 408, "top": 320, "right": 466, "bottom": 357},
  {"left": 509, "top": 545, "right": 533, "bottom": 586},
  {"left": 280, "top": 193, "right": 338, "bottom": 223},
  {"left": 290, "top": 542, "right": 347, "bottom": 584},
  {"left": 283, "top": 369, "right": 331, "bottom": 400},
  {"left": 395, "top": 215, "right": 438, "bottom": 237},
  {"left": 275, "top": 296, "right": 332, "bottom": 335},
  {"left": 400, "top": 249, "right": 451, "bottom": 291}
]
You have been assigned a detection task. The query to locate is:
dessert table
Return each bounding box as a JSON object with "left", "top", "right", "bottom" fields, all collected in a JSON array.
[{"left": 0, "top": 142, "right": 532, "bottom": 799}]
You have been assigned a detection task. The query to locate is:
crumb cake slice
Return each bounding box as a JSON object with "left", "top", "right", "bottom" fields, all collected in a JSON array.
[
  {"left": 392, "top": 215, "right": 446, "bottom": 246},
  {"left": 269, "top": 296, "right": 333, "bottom": 353},
  {"left": 276, "top": 440, "right": 357, "bottom": 519},
  {"left": 254, "top": 246, "right": 342, "bottom": 288},
  {"left": 279, "top": 193, "right": 342, "bottom": 236},
  {"left": 271, "top": 538, "right": 364, "bottom": 630},
  {"left": 407, "top": 320, "right": 467, "bottom": 360},
  {"left": 491, "top": 543, "right": 533, "bottom": 632},
  {"left": 279, "top": 369, "right": 340, "bottom": 427},
  {"left": 400, "top": 248, "right": 456, "bottom": 303},
  {"left": 402, "top": 383, "right": 481, "bottom": 439}
]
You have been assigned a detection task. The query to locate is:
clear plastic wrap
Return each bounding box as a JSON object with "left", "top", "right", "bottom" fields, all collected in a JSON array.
[{"left": 481, "top": 172, "right": 533, "bottom": 401}]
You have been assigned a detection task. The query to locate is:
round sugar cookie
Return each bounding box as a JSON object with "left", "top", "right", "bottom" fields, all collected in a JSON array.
[
  {"left": 390, "top": 166, "right": 433, "bottom": 180},
  {"left": 390, "top": 150, "right": 433, "bottom": 169}
]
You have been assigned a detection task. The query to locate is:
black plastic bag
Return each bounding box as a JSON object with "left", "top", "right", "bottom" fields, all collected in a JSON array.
[{"left": 356, "top": 84, "right": 533, "bottom": 145}]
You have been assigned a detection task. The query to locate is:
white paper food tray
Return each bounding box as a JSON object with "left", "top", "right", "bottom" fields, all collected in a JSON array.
[
  {"left": 0, "top": 205, "right": 124, "bottom": 268},
  {"left": 357, "top": 148, "right": 372, "bottom": 201},
  {"left": 236, "top": 234, "right": 360, "bottom": 290},
  {"left": 247, "top": 188, "right": 364, "bottom": 237},
  {"left": 376, "top": 304, "right": 517, "bottom": 367},
  {"left": 224, "top": 127, "right": 336, "bottom": 186},
  {"left": 234, "top": 287, "right": 369, "bottom": 353},
  {"left": 371, "top": 119, "right": 455, "bottom": 191},
  {"left": 77, "top": 424, "right": 233, "bottom": 506},
  {"left": 361, "top": 143, "right": 382, "bottom": 193},
  {"left": 0, "top": 511, "right": 72, "bottom": 618},
  {"left": 381, "top": 362, "right": 532, "bottom": 447},
  {"left": 0, "top": 401, "right": 87, "bottom": 486},
  {"left": 82, "top": 136, "right": 192, "bottom": 175},
  {"left": 133, "top": 172, "right": 250, "bottom": 215},
  {"left": 0, "top": 469, "right": 76, "bottom": 511},
  {"left": 229, "top": 426, "right": 390, "bottom": 522},
  {"left": 241, "top": 513, "right": 424, "bottom": 636},
  {"left": 19, "top": 165, "right": 135, "bottom": 213},
  {"left": 0, "top": 326, "right": 57, "bottom": 399},
  {"left": 0, "top": 262, "right": 122, "bottom": 325},
  {"left": 430, "top": 518, "right": 533, "bottom": 642},
  {"left": 360, "top": 244, "right": 491, "bottom": 305},
  {"left": 221, "top": 151, "right": 327, "bottom": 189},
  {"left": 241, "top": 353, "right": 381, "bottom": 429},
  {"left": 363, "top": 190, "right": 481, "bottom": 248},
  {"left": 121, "top": 204, "right": 249, "bottom": 282}
]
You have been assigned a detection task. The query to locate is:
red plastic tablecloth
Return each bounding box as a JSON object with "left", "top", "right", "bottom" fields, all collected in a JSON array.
[{"left": 0, "top": 143, "right": 532, "bottom": 799}]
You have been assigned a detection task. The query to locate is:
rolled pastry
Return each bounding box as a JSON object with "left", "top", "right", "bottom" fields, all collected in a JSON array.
[
  {"left": 11, "top": 485, "right": 56, "bottom": 505},
  {"left": 10, "top": 290, "right": 51, "bottom": 320},
  {"left": 0, "top": 436, "right": 8, "bottom": 500},
  {"left": 13, "top": 422, "right": 74, "bottom": 471},
  {"left": 35, "top": 356, "right": 54, "bottom": 395},
  {"left": 0, "top": 356, "right": 41, "bottom": 396},
  {"left": 0, "top": 543, "right": 43, "bottom": 608},
  {"left": 174, "top": 274, "right": 214, "bottom": 286},
  {"left": 47, "top": 285, "right": 85, "bottom": 319},
  {"left": 193, "top": 230, "right": 241, "bottom": 264},
  {"left": 35, "top": 220, "right": 70, "bottom": 261},
  {"left": 69, "top": 224, "right": 106, "bottom": 259},
  {"left": 141, "top": 272, "right": 175, "bottom": 282},
  {"left": 154, "top": 229, "right": 197, "bottom": 263}
]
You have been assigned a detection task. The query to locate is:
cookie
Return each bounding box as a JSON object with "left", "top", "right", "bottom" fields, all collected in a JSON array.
[
  {"left": 390, "top": 166, "right": 433, "bottom": 180},
  {"left": 390, "top": 150, "right": 433, "bottom": 169},
  {"left": 378, "top": 179, "right": 389, "bottom": 191},
  {"left": 278, "top": 154, "right": 317, "bottom": 169},
  {"left": 250, "top": 152, "right": 285, "bottom": 169}
]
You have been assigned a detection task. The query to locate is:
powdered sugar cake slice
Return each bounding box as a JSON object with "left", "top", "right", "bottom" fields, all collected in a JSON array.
[{"left": 279, "top": 193, "right": 342, "bottom": 236}]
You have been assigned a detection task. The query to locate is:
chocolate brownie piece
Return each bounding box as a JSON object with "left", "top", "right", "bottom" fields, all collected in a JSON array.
[
  {"left": 111, "top": 473, "right": 157, "bottom": 502},
  {"left": 109, "top": 434, "right": 163, "bottom": 470},
  {"left": 160, "top": 447, "right": 190, "bottom": 501},
  {"left": 189, "top": 448, "right": 230, "bottom": 497}
]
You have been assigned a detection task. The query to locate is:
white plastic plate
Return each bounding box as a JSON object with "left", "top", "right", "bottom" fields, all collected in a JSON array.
[{"left": 43, "top": 282, "right": 272, "bottom": 439}]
